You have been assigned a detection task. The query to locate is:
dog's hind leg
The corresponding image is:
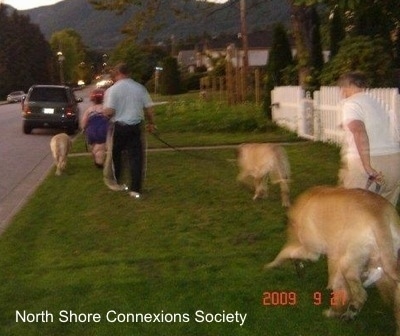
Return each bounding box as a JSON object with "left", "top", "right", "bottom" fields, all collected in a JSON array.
[
  {"left": 279, "top": 180, "right": 290, "bottom": 207},
  {"left": 339, "top": 261, "right": 368, "bottom": 320},
  {"left": 253, "top": 176, "right": 266, "bottom": 200},
  {"left": 54, "top": 155, "right": 62, "bottom": 176},
  {"left": 324, "top": 259, "right": 349, "bottom": 318}
]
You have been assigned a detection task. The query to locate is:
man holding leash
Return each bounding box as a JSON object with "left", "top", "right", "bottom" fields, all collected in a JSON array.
[
  {"left": 103, "top": 62, "right": 156, "bottom": 199},
  {"left": 338, "top": 71, "right": 400, "bottom": 205}
]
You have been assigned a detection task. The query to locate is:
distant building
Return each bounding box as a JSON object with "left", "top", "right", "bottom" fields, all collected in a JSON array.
[{"left": 177, "top": 29, "right": 330, "bottom": 72}]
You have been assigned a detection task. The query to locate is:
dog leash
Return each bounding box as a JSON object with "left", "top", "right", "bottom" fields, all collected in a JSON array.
[
  {"left": 150, "top": 131, "right": 232, "bottom": 164},
  {"left": 365, "top": 175, "right": 382, "bottom": 193}
]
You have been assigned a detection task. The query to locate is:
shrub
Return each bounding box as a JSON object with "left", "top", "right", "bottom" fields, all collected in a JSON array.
[{"left": 320, "top": 36, "right": 395, "bottom": 87}]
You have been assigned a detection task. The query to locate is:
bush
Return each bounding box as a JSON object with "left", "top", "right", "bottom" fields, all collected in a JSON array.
[
  {"left": 160, "top": 56, "right": 182, "bottom": 95},
  {"left": 320, "top": 36, "right": 395, "bottom": 87},
  {"left": 181, "top": 72, "right": 204, "bottom": 92},
  {"left": 155, "top": 97, "right": 274, "bottom": 133}
]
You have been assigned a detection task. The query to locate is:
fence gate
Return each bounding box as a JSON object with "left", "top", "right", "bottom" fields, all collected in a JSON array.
[{"left": 271, "top": 86, "right": 304, "bottom": 133}]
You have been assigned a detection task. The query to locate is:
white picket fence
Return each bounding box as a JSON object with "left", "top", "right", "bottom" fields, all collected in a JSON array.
[{"left": 271, "top": 86, "right": 400, "bottom": 146}]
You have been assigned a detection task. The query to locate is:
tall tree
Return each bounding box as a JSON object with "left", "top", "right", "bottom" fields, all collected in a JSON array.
[
  {"left": 289, "top": 1, "right": 323, "bottom": 88},
  {"left": 50, "top": 29, "right": 87, "bottom": 85},
  {"left": 264, "top": 23, "right": 294, "bottom": 118},
  {"left": 328, "top": 6, "right": 345, "bottom": 59},
  {"left": 110, "top": 38, "right": 166, "bottom": 84},
  {"left": 160, "top": 56, "right": 182, "bottom": 95},
  {"left": 266, "top": 24, "right": 294, "bottom": 87},
  {"left": 0, "top": 5, "right": 52, "bottom": 98}
]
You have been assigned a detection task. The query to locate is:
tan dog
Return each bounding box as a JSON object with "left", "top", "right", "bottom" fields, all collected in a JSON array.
[
  {"left": 50, "top": 133, "right": 72, "bottom": 176},
  {"left": 266, "top": 186, "right": 400, "bottom": 335},
  {"left": 236, "top": 143, "right": 290, "bottom": 207}
]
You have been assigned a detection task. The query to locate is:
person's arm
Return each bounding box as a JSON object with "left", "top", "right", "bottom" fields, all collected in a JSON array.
[
  {"left": 347, "top": 120, "right": 377, "bottom": 177},
  {"left": 144, "top": 106, "right": 156, "bottom": 133},
  {"left": 80, "top": 108, "right": 90, "bottom": 130},
  {"left": 103, "top": 107, "right": 115, "bottom": 117}
]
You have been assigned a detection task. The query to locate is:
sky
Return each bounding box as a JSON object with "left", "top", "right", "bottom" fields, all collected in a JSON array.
[
  {"left": 2, "top": 0, "right": 64, "bottom": 10},
  {"left": 3, "top": 0, "right": 228, "bottom": 10}
]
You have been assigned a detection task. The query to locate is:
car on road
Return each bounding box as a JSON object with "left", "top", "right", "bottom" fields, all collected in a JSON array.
[
  {"left": 22, "top": 85, "right": 83, "bottom": 135},
  {"left": 7, "top": 91, "right": 25, "bottom": 103}
]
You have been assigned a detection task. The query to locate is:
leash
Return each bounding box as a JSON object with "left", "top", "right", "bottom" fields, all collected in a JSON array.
[
  {"left": 151, "top": 131, "right": 184, "bottom": 152},
  {"left": 365, "top": 175, "right": 382, "bottom": 193},
  {"left": 150, "top": 131, "right": 233, "bottom": 164}
]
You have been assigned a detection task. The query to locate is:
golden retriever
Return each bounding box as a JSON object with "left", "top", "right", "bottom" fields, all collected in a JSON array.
[
  {"left": 236, "top": 143, "right": 290, "bottom": 207},
  {"left": 50, "top": 133, "right": 72, "bottom": 176},
  {"left": 266, "top": 186, "right": 400, "bottom": 335}
]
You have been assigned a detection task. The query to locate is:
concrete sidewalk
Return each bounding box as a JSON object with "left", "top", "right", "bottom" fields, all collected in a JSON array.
[{"left": 0, "top": 151, "right": 53, "bottom": 234}]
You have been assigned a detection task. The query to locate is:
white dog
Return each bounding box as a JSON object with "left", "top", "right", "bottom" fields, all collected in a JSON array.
[
  {"left": 266, "top": 186, "right": 400, "bottom": 335},
  {"left": 50, "top": 133, "right": 72, "bottom": 176},
  {"left": 236, "top": 143, "right": 290, "bottom": 207}
]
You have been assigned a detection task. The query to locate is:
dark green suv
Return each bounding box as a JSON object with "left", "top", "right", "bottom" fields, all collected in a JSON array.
[{"left": 22, "top": 85, "right": 82, "bottom": 134}]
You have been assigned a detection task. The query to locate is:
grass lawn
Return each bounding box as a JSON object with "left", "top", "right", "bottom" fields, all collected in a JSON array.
[{"left": 0, "top": 97, "right": 396, "bottom": 335}]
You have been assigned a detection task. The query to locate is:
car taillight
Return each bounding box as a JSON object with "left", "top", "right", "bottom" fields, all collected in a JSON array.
[
  {"left": 23, "top": 105, "right": 31, "bottom": 114},
  {"left": 65, "top": 106, "right": 75, "bottom": 116}
]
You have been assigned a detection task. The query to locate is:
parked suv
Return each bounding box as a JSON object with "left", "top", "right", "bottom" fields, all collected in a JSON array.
[{"left": 22, "top": 85, "right": 82, "bottom": 134}]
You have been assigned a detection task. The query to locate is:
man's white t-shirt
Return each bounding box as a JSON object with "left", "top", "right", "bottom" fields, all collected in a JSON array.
[
  {"left": 341, "top": 92, "right": 400, "bottom": 159},
  {"left": 103, "top": 78, "right": 153, "bottom": 125}
]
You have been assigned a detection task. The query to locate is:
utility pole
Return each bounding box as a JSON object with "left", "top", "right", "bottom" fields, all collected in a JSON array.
[{"left": 240, "top": 0, "right": 249, "bottom": 100}]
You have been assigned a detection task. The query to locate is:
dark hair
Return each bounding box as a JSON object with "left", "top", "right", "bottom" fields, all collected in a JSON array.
[
  {"left": 113, "top": 62, "right": 130, "bottom": 75},
  {"left": 337, "top": 71, "right": 368, "bottom": 88}
]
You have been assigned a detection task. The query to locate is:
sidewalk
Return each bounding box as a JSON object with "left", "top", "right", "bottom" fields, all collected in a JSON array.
[{"left": 0, "top": 151, "right": 53, "bottom": 234}]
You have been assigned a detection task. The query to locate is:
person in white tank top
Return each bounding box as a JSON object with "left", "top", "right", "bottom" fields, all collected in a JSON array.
[{"left": 338, "top": 71, "right": 400, "bottom": 205}]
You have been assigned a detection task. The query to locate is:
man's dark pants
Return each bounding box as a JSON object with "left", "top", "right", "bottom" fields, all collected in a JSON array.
[{"left": 112, "top": 122, "right": 143, "bottom": 193}]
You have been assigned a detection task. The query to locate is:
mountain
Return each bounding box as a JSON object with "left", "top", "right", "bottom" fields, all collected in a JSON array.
[{"left": 17, "top": 0, "right": 290, "bottom": 51}]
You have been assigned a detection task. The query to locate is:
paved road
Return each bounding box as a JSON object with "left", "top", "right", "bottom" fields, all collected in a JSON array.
[{"left": 0, "top": 87, "right": 91, "bottom": 233}]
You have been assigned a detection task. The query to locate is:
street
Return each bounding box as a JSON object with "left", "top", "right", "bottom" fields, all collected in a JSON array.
[{"left": 0, "top": 87, "right": 92, "bottom": 233}]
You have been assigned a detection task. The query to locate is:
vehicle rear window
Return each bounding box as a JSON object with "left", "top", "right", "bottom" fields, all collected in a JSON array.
[{"left": 29, "top": 88, "right": 68, "bottom": 103}]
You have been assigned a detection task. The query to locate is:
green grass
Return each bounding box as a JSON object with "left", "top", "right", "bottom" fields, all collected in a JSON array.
[{"left": 0, "top": 97, "right": 396, "bottom": 335}]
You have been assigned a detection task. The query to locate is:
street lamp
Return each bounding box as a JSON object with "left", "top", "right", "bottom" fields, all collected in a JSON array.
[
  {"left": 57, "top": 51, "right": 65, "bottom": 84},
  {"left": 102, "top": 54, "right": 108, "bottom": 74},
  {"left": 154, "top": 66, "right": 163, "bottom": 94}
]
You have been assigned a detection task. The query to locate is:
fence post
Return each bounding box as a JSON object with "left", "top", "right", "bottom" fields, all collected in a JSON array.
[
  {"left": 390, "top": 89, "right": 400, "bottom": 142},
  {"left": 313, "top": 90, "right": 321, "bottom": 141},
  {"left": 297, "top": 91, "right": 315, "bottom": 139}
]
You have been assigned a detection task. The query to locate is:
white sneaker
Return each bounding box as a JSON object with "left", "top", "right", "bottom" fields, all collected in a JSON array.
[{"left": 128, "top": 191, "right": 141, "bottom": 199}]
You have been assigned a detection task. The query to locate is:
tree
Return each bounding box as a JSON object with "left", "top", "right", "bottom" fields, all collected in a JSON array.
[
  {"left": 0, "top": 5, "right": 52, "bottom": 98},
  {"left": 328, "top": 6, "right": 345, "bottom": 59},
  {"left": 320, "top": 36, "right": 395, "bottom": 87},
  {"left": 289, "top": 2, "right": 324, "bottom": 88},
  {"left": 263, "top": 24, "right": 294, "bottom": 118},
  {"left": 160, "top": 56, "right": 182, "bottom": 95},
  {"left": 266, "top": 24, "right": 294, "bottom": 86},
  {"left": 110, "top": 38, "right": 167, "bottom": 85},
  {"left": 50, "top": 29, "right": 87, "bottom": 85}
]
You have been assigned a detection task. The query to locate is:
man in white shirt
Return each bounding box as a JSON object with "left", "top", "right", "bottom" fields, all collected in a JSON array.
[
  {"left": 103, "top": 63, "right": 156, "bottom": 198},
  {"left": 338, "top": 71, "right": 400, "bottom": 205}
]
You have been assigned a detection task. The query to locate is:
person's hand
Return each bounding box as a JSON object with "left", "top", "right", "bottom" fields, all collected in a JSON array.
[
  {"left": 146, "top": 123, "right": 156, "bottom": 133},
  {"left": 367, "top": 170, "right": 385, "bottom": 185}
]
